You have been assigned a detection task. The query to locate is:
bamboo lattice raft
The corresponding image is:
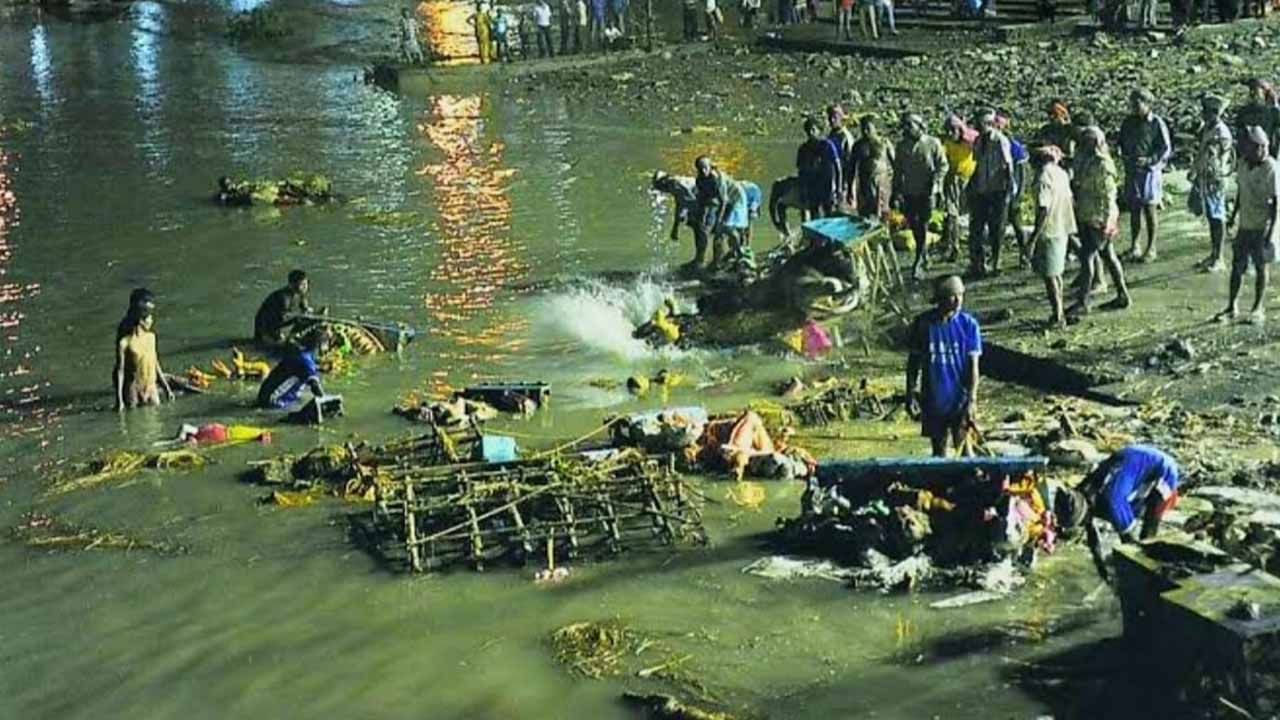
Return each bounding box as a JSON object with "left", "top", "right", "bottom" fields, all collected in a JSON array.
[{"left": 372, "top": 451, "right": 707, "bottom": 573}]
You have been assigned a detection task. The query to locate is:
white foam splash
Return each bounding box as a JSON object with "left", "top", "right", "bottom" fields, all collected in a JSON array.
[{"left": 530, "top": 275, "right": 686, "bottom": 363}]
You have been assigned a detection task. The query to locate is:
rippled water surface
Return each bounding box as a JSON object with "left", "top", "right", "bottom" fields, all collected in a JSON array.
[{"left": 0, "top": 5, "right": 1114, "bottom": 718}]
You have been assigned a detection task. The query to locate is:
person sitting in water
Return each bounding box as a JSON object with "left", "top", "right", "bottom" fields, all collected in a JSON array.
[
  {"left": 1079, "top": 444, "right": 1180, "bottom": 582},
  {"left": 114, "top": 307, "right": 174, "bottom": 411},
  {"left": 253, "top": 270, "right": 315, "bottom": 346},
  {"left": 116, "top": 287, "right": 155, "bottom": 342},
  {"left": 257, "top": 329, "right": 329, "bottom": 409}
]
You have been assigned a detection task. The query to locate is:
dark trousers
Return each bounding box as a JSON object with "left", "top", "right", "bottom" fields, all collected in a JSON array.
[
  {"left": 969, "top": 192, "right": 1010, "bottom": 271},
  {"left": 683, "top": 5, "right": 700, "bottom": 37},
  {"left": 536, "top": 26, "right": 555, "bottom": 56},
  {"left": 560, "top": 16, "right": 573, "bottom": 52}
]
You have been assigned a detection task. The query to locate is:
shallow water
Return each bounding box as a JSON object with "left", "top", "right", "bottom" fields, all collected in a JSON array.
[{"left": 0, "top": 4, "right": 1116, "bottom": 718}]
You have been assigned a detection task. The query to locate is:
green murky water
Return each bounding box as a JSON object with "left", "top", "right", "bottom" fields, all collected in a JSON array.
[{"left": 0, "top": 4, "right": 1117, "bottom": 718}]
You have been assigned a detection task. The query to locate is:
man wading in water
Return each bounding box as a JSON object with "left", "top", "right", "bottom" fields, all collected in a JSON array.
[
  {"left": 906, "top": 275, "right": 982, "bottom": 457},
  {"left": 254, "top": 270, "right": 315, "bottom": 346},
  {"left": 115, "top": 307, "right": 174, "bottom": 411}
]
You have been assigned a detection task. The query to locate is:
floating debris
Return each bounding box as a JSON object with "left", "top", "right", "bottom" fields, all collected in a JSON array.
[
  {"left": 247, "top": 426, "right": 482, "bottom": 504},
  {"left": 550, "top": 619, "right": 642, "bottom": 679},
  {"left": 12, "top": 512, "right": 185, "bottom": 555},
  {"left": 787, "top": 378, "right": 895, "bottom": 427},
  {"left": 372, "top": 452, "right": 706, "bottom": 572},
  {"left": 44, "top": 449, "right": 206, "bottom": 497}
]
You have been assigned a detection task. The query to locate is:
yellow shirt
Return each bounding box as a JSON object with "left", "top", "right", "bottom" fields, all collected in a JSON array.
[{"left": 943, "top": 139, "right": 976, "bottom": 180}]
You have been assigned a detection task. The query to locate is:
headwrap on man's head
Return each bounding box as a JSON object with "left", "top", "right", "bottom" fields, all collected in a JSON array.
[
  {"left": 943, "top": 114, "right": 978, "bottom": 144},
  {"left": 1247, "top": 125, "right": 1271, "bottom": 148},
  {"left": 1032, "top": 145, "right": 1064, "bottom": 165},
  {"left": 902, "top": 112, "right": 925, "bottom": 131},
  {"left": 1200, "top": 94, "right": 1226, "bottom": 115}
]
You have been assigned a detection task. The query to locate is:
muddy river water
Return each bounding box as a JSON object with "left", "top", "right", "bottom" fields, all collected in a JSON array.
[{"left": 0, "top": 3, "right": 1116, "bottom": 717}]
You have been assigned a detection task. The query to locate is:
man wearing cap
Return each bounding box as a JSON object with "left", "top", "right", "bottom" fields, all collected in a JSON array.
[
  {"left": 1218, "top": 126, "right": 1279, "bottom": 325},
  {"left": 967, "top": 108, "right": 1015, "bottom": 277},
  {"left": 893, "top": 113, "right": 948, "bottom": 281},
  {"left": 906, "top": 275, "right": 981, "bottom": 457},
  {"left": 1117, "top": 88, "right": 1172, "bottom": 263},
  {"left": 1191, "top": 94, "right": 1235, "bottom": 273},
  {"left": 1079, "top": 445, "right": 1180, "bottom": 582}
]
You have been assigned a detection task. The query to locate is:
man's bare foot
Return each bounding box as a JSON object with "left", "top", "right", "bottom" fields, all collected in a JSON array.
[
  {"left": 1214, "top": 308, "right": 1238, "bottom": 324},
  {"left": 1246, "top": 308, "right": 1267, "bottom": 326}
]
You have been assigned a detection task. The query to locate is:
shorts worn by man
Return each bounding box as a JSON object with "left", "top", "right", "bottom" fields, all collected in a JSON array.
[{"left": 906, "top": 276, "right": 982, "bottom": 457}]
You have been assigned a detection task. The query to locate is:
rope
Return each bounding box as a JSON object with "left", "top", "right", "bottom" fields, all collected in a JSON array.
[{"left": 530, "top": 420, "right": 620, "bottom": 460}]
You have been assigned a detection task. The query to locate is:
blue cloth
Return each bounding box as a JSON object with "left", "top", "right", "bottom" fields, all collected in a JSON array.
[
  {"left": 1201, "top": 184, "right": 1227, "bottom": 221},
  {"left": 257, "top": 350, "right": 320, "bottom": 409},
  {"left": 1009, "top": 138, "right": 1028, "bottom": 163},
  {"left": 591, "top": 0, "right": 607, "bottom": 21},
  {"left": 909, "top": 309, "right": 982, "bottom": 419},
  {"left": 723, "top": 181, "right": 762, "bottom": 230},
  {"left": 1095, "top": 445, "right": 1180, "bottom": 535}
]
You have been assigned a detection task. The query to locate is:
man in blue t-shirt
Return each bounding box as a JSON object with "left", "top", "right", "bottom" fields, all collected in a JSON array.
[
  {"left": 1080, "top": 445, "right": 1180, "bottom": 581},
  {"left": 257, "top": 331, "right": 327, "bottom": 409},
  {"left": 906, "top": 275, "right": 982, "bottom": 457}
]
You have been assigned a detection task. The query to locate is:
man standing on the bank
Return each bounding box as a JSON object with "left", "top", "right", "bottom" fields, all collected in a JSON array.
[
  {"left": 967, "top": 108, "right": 1014, "bottom": 277},
  {"left": 906, "top": 275, "right": 982, "bottom": 458},
  {"left": 1217, "top": 127, "right": 1280, "bottom": 326},
  {"left": 893, "top": 112, "right": 949, "bottom": 280},
  {"left": 1117, "top": 88, "right": 1172, "bottom": 263}
]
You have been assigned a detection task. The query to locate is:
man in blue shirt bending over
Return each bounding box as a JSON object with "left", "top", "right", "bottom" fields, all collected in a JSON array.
[
  {"left": 1080, "top": 444, "right": 1180, "bottom": 582},
  {"left": 257, "top": 329, "right": 328, "bottom": 410},
  {"left": 906, "top": 275, "right": 983, "bottom": 457}
]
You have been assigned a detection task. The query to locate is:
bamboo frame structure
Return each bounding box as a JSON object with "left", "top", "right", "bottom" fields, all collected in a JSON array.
[{"left": 372, "top": 452, "right": 706, "bottom": 573}]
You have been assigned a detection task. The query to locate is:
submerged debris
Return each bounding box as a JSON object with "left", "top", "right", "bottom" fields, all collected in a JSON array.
[
  {"left": 787, "top": 378, "right": 895, "bottom": 426},
  {"left": 44, "top": 449, "right": 207, "bottom": 497},
  {"left": 248, "top": 426, "right": 481, "bottom": 505},
  {"left": 550, "top": 619, "right": 642, "bottom": 679},
  {"left": 12, "top": 512, "right": 185, "bottom": 555},
  {"left": 621, "top": 692, "right": 738, "bottom": 720},
  {"left": 372, "top": 452, "right": 706, "bottom": 572}
]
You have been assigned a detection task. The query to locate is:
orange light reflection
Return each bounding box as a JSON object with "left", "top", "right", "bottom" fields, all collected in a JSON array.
[
  {"left": 417, "top": 95, "right": 528, "bottom": 397},
  {"left": 0, "top": 146, "right": 51, "bottom": 441}
]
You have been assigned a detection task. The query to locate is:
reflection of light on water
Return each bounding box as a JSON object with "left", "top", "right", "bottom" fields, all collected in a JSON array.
[
  {"left": 29, "top": 24, "right": 56, "bottom": 109},
  {"left": 418, "top": 95, "right": 528, "bottom": 393},
  {"left": 0, "top": 149, "right": 50, "bottom": 440},
  {"left": 228, "top": 0, "right": 271, "bottom": 12},
  {"left": 657, "top": 132, "right": 766, "bottom": 182},
  {"left": 131, "top": 2, "right": 169, "bottom": 175},
  {"left": 420, "top": 0, "right": 482, "bottom": 64}
]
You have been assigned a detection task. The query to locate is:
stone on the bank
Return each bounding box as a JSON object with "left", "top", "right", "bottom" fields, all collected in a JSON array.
[
  {"left": 1046, "top": 438, "right": 1103, "bottom": 468},
  {"left": 983, "top": 441, "right": 1032, "bottom": 458}
]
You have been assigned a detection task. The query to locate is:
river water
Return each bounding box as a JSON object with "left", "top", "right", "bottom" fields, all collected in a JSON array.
[{"left": 0, "top": 3, "right": 1116, "bottom": 718}]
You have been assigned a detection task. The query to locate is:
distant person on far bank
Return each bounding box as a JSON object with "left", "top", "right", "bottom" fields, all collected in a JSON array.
[
  {"left": 1117, "top": 88, "right": 1171, "bottom": 263},
  {"left": 1217, "top": 126, "right": 1279, "bottom": 326},
  {"left": 254, "top": 270, "right": 316, "bottom": 347},
  {"left": 741, "top": 0, "right": 762, "bottom": 27},
  {"left": 683, "top": 0, "right": 701, "bottom": 38},
  {"left": 559, "top": 0, "right": 579, "bottom": 53},
  {"left": 836, "top": 0, "right": 854, "bottom": 37},
  {"left": 533, "top": 0, "right": 556, "bottom": 57},
  {"left": 967, "top": 108, "right": 1014, "bottom": 277},
  {"left": 906, "top": 275, "right": 982, "bottom": 457},
  {"left": 399, "top": 8, "right": 425, "bottom": 64}
]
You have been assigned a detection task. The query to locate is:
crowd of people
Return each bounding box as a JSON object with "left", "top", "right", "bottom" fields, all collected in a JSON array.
[{"left": 747, "top": 82, "right": 1279, "bottom": 329}]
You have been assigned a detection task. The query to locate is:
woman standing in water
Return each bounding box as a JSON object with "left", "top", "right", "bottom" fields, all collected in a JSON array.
[{"left": 114, "top": 308, "right": 173, "bottom": 411}]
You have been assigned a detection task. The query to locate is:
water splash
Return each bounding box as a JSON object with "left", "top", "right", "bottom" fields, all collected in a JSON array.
[{"left": 529, "top": 274, "right": 685, "bottom": 363}]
